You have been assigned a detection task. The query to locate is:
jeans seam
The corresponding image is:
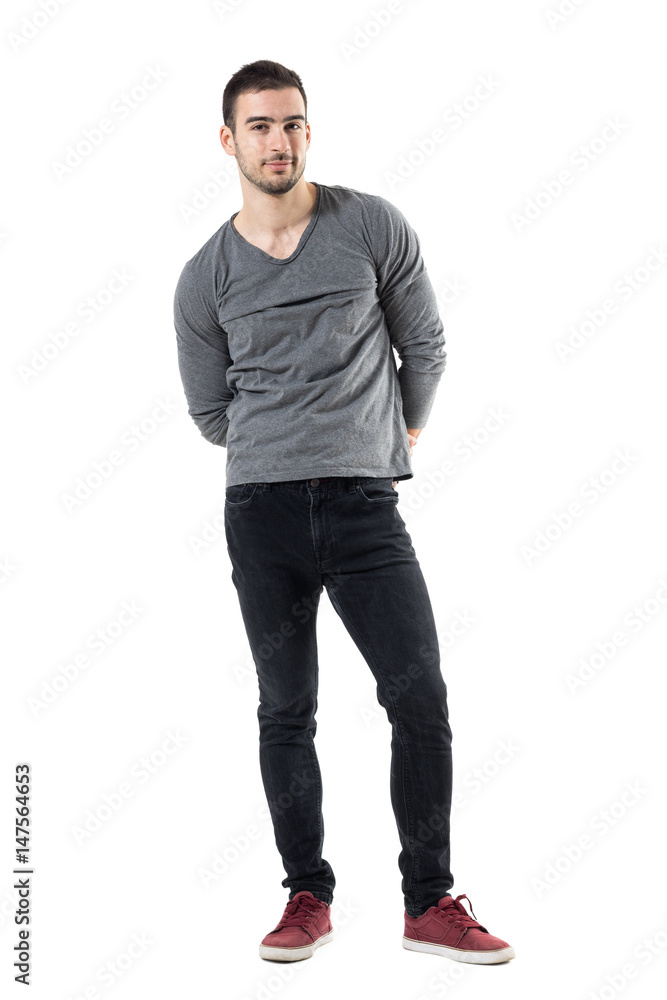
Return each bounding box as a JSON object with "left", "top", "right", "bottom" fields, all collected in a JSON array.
[{"left": 307, "top": 732, "right": 323, "bottom": 863}]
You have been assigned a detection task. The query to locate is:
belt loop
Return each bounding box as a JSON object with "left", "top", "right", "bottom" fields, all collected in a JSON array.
[{"left": 262, "top": 482, "right": 271, "bottom": 492}]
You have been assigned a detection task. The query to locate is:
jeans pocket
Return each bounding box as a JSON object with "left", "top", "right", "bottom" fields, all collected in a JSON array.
[
  {"left": 224, "top": 482, "right": 259, "bottom": 507},
  {"left": 356, "top": 477, "right": 399, "bottom": 504}
]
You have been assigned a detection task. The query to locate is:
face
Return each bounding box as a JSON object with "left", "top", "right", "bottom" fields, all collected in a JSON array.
[{"left": 221, "top": 87, "right": 310, "bottom": 196}]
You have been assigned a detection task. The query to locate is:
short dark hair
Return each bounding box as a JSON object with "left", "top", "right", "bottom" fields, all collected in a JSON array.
[{"left": 222, "top": 59, "right": 307, "bottom": 137}]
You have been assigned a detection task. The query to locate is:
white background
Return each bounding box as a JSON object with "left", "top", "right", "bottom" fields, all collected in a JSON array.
[{"left": 2, "top": 0, "right": 667, "bottom": 997}]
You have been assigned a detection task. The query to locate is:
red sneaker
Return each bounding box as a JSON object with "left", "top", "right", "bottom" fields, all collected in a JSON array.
[
  {"left": 259, "top": 890, "right": 334, "bottom": 962},
  {"left": 403, "top": 893, "right": 515, "bottom": 964}
]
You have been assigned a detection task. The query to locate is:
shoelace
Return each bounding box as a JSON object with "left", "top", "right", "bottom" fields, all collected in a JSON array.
[
  {"left": 276, "top": 895, "right": 325, "bottom": 929},
  {"left": 434, "top": 894, "right": 482, "bottom": 930}
]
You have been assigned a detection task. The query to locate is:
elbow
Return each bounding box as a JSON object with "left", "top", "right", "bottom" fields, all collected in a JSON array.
[{"left": 189, "top": 407, "right": 229, "bottom": 447}]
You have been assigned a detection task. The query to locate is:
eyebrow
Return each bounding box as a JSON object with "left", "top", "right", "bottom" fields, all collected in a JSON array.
[{"left": 243, "top": 114, "right": 306, "bottom": 125}]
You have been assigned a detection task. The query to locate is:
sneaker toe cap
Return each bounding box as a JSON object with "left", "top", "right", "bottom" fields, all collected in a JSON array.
[
  {"left": 261, "top": 930, "right": 288, "bottom": 946},
  {"left": 261, "top": 928, "right": 308, "bottom": 948},
  {"left": 477, "top": 932, "right": 512, "bottom": 951}
]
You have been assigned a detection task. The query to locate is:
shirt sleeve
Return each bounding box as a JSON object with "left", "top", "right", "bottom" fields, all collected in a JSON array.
[
  {"left": 174, "top": 260, "right": 234, "bottom": 447},
  {"left": 370, "top": 196, "right": 446, "bottom": 428}
]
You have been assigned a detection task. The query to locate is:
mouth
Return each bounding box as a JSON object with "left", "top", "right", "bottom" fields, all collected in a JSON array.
[{"left": 266, "top": 161, "right": 291, "bottom": 171}]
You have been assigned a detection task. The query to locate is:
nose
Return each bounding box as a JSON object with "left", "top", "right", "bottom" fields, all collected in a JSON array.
[{"left": 269, "top": 127, "right": 291, "bottom": 154}]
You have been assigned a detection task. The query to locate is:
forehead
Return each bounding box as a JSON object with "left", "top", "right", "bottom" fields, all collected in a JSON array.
[{"left": 236, "top": 87, "right": 305, "bottom": 120}]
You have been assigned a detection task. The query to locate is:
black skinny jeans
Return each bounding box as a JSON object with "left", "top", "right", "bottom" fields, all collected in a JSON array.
[{"left": 224, "top": 475, "right": 453, "bottom": 918}]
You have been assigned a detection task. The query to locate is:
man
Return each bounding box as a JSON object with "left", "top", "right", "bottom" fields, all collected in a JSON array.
[{"left": 174, "top": 59, "right": 514, "bottom": 966}]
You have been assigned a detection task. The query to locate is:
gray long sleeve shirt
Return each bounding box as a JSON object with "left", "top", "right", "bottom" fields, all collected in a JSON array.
[{"left": 174, "top": 181, "right": 446, "bottom": 487}]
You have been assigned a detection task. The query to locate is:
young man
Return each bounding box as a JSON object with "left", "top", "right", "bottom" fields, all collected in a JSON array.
[{"left": 174, "top": 59, "right": 514, "bottom": 966}]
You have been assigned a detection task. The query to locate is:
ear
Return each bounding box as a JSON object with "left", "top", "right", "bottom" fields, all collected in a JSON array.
[{"left": 220, "top": 126, "right": 236, "bottom": 156}]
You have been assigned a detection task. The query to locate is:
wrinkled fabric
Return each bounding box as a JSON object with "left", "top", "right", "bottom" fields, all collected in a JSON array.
[{"left": 174, "top": 182, "right": 446, "bottom": 487}]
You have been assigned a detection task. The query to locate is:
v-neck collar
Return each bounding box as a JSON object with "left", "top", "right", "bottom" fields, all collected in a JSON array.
[{"left": 230, "top": 182, "right": 322, "bottom": 265}]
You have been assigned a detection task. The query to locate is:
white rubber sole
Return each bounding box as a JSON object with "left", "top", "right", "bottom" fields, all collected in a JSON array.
[
  {"left": 403, "top": 935, "right": 515, "bottom": 964},
  {"left": 259, "top": 928, "right": 334, "bottom": 962}
]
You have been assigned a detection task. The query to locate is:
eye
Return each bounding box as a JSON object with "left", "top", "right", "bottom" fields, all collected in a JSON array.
[{"left": 251, "top": 122, "right": 301, "bottom": 131}]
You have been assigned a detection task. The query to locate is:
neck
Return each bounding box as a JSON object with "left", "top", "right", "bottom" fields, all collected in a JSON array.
[{"left": 236, "top": 179, "right": 317, "bottom": 236}]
